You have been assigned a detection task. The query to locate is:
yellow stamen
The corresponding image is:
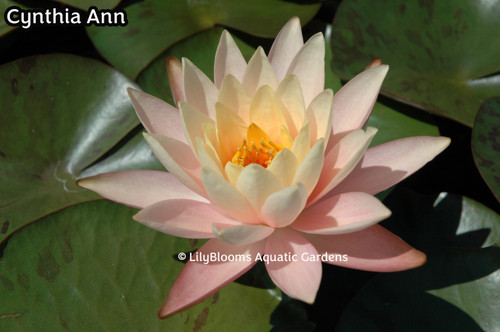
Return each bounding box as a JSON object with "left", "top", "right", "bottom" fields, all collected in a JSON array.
[{"left": 231, "top": 123, "right": 283, "bottom": 168}]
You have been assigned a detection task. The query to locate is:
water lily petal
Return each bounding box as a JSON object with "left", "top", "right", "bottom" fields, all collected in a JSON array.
[
  {"left": 268, "top": 16, "right": 304, "bottom": 82},
  {"left": 261, "top": 183, "right": 307, "bottom": 228},
  {"left": 286, "top": 33, "right": 325, "bottom": 107},
  {"left": 179, "top": 101, "right": 214, "bottom": 157},
  {"left": 331, "top": 65, "right": 388, "bottom": 141},
  {"left": 237, "top": 164, "right": 283, "bottom": 216},
  {"left": 242, "top": 47, "right": 279, "bottom": 97},
  {"left": 77, "top": 170, "right": 207, "bottom": 209},
  {"left": 166, "top": 57, "right": 184, "bottom": 106},
  {"left": 127, "top": 88, "right": 186, "bottom": 142},
  {"left": 293, "top": 192, "right": 391, "bottom": 235},
  {"left": 215, "top": 101, "right": 248, "bottom": 164},
  {"left": 196, "top": 137, "right": 224, "bottom": 176},
  {"left": 309, "top": 127, "right": 377, "bottom": 205},
  {"left": 249, "top": 85, "right": 288, "bottom": 144},
  {"left": 328, "top": 136, "right": 451, "bottom": 196},
  {"left": 143, "top": 133, "right": 205, "bottom": 198},
  {"left": 265, "top": 229, "right": 321, "bottom": 303},
  {"left": 212, "top": 224, "right": 274, "bottom": 246},
  {"left": 218, "top": 74, "right": 251, "bottom": 123},
  {"left": 291, "top": 121, "right": 311, "bottom": 163},
  {"left": 214, "top": 30, "right": 247, "bottom": 89},
  {"left": 158, "top": 238, "right": 263, "bottom": 318},
  {"left": 224, "top": 162, "right": 243, "bottom": 186},
  {"left": 201, "top": 167, "right": 260, "bottom": 224},
  {"left": 275, "top": 74, "right": 306, "bottom": 138},
  {"left": 306, "top": 225, "right": 427, "bottom": 272},
  {"left": 268, "top": 148, "right": 299, "bottom": 187},
  {"left": 182, "top": 58, "right": 218, "bottom": 118},
  {"left": 306, "top": 89, "right": 333, "bottom": 144},
  {"left": 134, "top": 199, "right": 238, "bottom": 238},
  {"left": 293, "top": 139, "right": 325, "bottom": 196}
]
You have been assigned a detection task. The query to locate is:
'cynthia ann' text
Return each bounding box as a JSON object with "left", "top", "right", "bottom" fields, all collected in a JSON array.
[{"left": 4, "top": 6, "right": 128, "bottom": 29}]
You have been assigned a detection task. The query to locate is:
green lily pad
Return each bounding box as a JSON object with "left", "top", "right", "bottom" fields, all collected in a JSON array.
[
  {"left": 472, "top": 97, "right": 500, "bottom": 203},
  {"left": 137, "top": 26, "right": 256, "bottom": 102},
  {"left": 87, "top": 0, "right": 320, "bottom": 78},
  {"left": 55, "top": 0, "right": 121, "bottom": 11},
  {"left": 0, "top": 200, "right": 281, "bottom": 331},
  {"left": 0, "top": 0, "right": 26, "bottom": 36},
  {"left": 0, "top": 54, "right": 140, "bottom": 243},
  {"left": 330, "top": 0, "right": 500, "bottom": 127},
  {"left": 337, "top": 189, "right": 500, "bottom": 331}
]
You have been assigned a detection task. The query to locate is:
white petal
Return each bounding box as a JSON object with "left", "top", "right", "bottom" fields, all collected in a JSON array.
[
  {"left": 268, "top": 17, "right": 304, "bottom": 81},
  {"left": 143, "top": 133, "right": 206, "bottom": 198},
  {"left": 236, "top": 164, "right": 283, "bottom": 216},
  {"left": 268, "top": 148, "right": 299, "bottom": 187},
  {"left": 242, "top": 47, "right": 278, "bottom": 97},
  {"left": 286, "top": 33, "right": 325, "bottom": 107},
  {"left": 214, "top": 30, "right": 247, "bottom": 88},
  {"left": 261, "top": 183, "right": 307, "bottom": 228},
  {"left": 182, "top": 58, "right": 218, "bottom": 119},
  {"left": 293, "top": 139, "right": 325, "bottom": 196},
  {"left": 201, "top": 166, "right": 260, "bottom": 224}
]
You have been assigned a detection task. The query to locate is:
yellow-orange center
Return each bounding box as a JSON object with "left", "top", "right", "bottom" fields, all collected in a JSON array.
[{"left": 231, "top": 123, "right": 283, "bottom": 168}]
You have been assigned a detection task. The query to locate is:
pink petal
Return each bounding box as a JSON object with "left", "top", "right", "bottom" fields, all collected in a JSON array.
[
  {"left": 292, "top": 192, "right": 391, "bottom": 235},
  {"left": 77, "top": 170, "right": 206, "bottom": 209},
  {"left": 166, "top": 57, "right": 184, "bottom": 106},
  {"left": 306, "top": 225, "right": 427, "bottom": 272},
  {"left": 134, "top": 199, "right": 238, "bottom": 238},
  {"left": 286, "top": 33, "right": 325, "bottom": 107},
  {"left": 214, "top": 30, "right": 247, "bottom": 88},
  {"left": 331, "top": 65, "right": 388, "bottom": 141},
  {"left": 158, "top": 238, "right": 263, "bottom": 318},
  {"left": 182, "top": 58, "right": 219, "bottom": 119},
  {"left": 143, "top": 133, "right": 206, "bottom": 198},
  {"left": 309, "top": 127, "right": 377, "bottom": 205},
  {"left": 212, "top": 224, "right": 274, "bottom": 246},
  {"left": 127, "top": 88, "right": 186, "bottom": 143},
  {"left": 268, "top": 16, "right": 304, "bottom": 82},
  {"left": 265, "top": 229, "right": 322, "bottom": 303},
  {"left": 327, "top": 136, "right": 451, "bottom": 197}
]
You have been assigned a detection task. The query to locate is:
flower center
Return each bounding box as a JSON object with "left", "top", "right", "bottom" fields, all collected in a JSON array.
[{"left": 231, "top": 123, "right": 283, "bottom": 168}]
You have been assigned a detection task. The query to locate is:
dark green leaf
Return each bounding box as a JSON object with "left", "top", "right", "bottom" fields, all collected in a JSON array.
[
  {"left": 337, "top": 189, "right": 500, "bottom": 331},
  {"left": 56, "top": 0, "right": 121, "bottom": 11},
  {"left": 0, "top": 54, "right": 140, "bottom": 242},
  {"left": 87, "top": 0, "right": 320, "bottom": 78},
  {"left": 0, "top": 200, "right": 280, "bottom": 331},
  {"left": 330, "top": 0, "right": 500, "bottom": 126},
  {"left": 472, "top": 97, "right": 500, "bottom": 203}
]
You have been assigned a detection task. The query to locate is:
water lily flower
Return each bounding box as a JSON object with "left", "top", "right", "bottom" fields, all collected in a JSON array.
[{"left": 78, "top": 17, "right": 450, "bottom": 318}]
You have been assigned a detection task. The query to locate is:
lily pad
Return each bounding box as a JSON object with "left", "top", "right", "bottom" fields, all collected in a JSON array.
[
  {"left": 472, "top": 97, "right": 500, "bottom": 203},
  {"left": 330, "top": 0, "right": 500, "bottom": 126},
  {"left": 0, "top": 0, "right": 26, "bottom": 36},
  {"left": 0, "top": 54, "right": 140, "bottom": 243},
  {"left": 337, "top": 189, "right": 500, "bottom": 331},
  {"left": 137, "top": 26, "right": 256, "bottom": 102},
  {"left": 55, "top": 0, "right": 121, "bottom": 11},
  {"left": 87, "top": 0, "right": 320, "bottom": 78},
  {"left": 0, "top": 200, "right": 281, "bottom": 331}
]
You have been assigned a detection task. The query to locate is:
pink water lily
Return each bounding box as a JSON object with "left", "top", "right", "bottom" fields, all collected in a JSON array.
[{"left": 78, "top": 17, "right": 450, "bottom": 317}]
